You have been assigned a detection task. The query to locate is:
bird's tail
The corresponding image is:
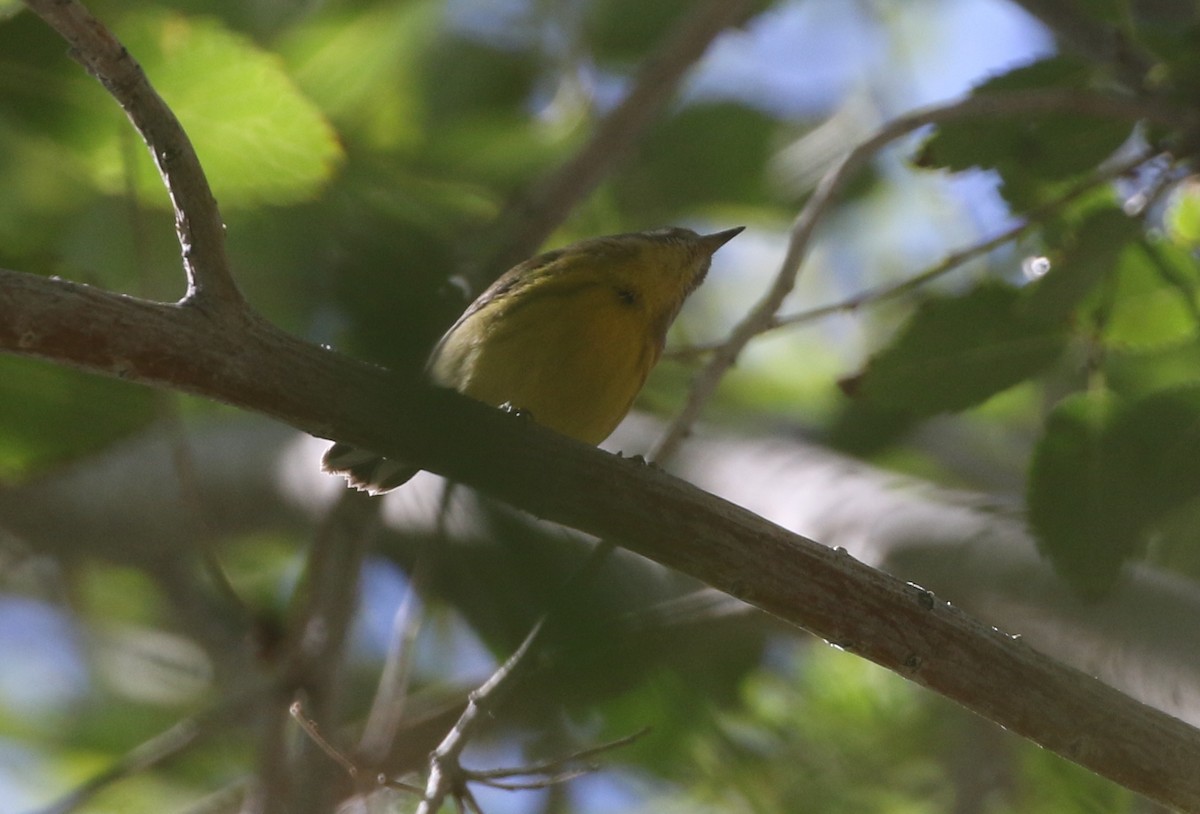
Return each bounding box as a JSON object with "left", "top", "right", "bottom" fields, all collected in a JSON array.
[{"left": 321, "top": 443, "right": 418, "bottom": 494}]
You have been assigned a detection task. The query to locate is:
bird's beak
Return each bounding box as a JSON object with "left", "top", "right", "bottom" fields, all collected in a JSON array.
[{"left": 699, "top": 226, "right": 745, "bottom": 255}]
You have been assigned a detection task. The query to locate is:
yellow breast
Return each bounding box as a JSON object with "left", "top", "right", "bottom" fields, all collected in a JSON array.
[{"left": 430, "top": 281, "right": 658, "bottom": 445}]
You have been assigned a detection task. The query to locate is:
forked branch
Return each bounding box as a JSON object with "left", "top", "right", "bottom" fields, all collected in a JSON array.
[{"left": 24, "top": 0, "right": 244, "bottom": 310}]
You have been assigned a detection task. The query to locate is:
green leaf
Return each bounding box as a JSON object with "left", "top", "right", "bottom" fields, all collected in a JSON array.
[
  {"left": 423, "top": 35, "right": 542, "bottom": 125},
  {"left": 282, "top": 1, "right": 438, "bottom": 151},
  {"left": 1029, "top": 387, "right": 1200, "bottom": 597},
  {"left": 1134, "top": 17, "right": 1200, "bottom": 93},
  {"left": 1103, "top": 239, "right": 1200, "bottom": 348},
  {"left": 1027, "top": 390, "right": 1130, "bottom": 598},
  {"left": 1165, "top": 180, "right": 1200, "bottom": 249},
  {"left": 615, "top": 102, "right": 776, "bottom": 219},
  {"left": 587, "top": 0, "right": 703, "bottom": 64},
  {"left": 1106, "top": 336, "right": 1200, "bottom": 395},
  {"left": 81, "top": 11, "right": 343, "bottom": 208},
  {"left": 856, "top": 283, "right": 1067, "bottom": 415},
  {"left": 0, "top": 357, "right": 157, "bottom": 479},
  {"left": 915, "top": 56, "right": 1134, "bottom": 210},
  {"left": 1108, "top": 387, "right": 1200, "bottom": 519},
  {"left": 0, "top": 120, "right": 91, "bottom": 257},
  {"left": 1019, "top": 207, "right": 1140, "bottom": 322}
]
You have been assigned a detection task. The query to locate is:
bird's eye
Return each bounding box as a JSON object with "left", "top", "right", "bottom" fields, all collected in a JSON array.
[{"left": 616, "top": 287, "right": 638, "bottom": 306}]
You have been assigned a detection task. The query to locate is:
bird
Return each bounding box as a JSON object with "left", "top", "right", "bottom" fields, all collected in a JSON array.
[{"left": 323, "top": 225, "right": 744, "bottom": 493}]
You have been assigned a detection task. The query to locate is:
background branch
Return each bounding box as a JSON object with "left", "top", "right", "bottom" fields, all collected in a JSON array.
[
  {"left": 651, "top": 87, "right": 1192, "bottom": 462},
  {"left": 467, "top": 0, "right": 759, "bottom": 289},
  {"left": 728, "top": 145, "right": 1160, "bottom": 343}
]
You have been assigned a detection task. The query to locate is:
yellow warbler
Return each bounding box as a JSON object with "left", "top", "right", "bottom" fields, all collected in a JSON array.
[{"left": 323, "top": 225, "right": 743, "bottom": 493}]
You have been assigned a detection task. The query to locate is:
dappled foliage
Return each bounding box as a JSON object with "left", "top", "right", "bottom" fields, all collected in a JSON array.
[{"left": 4, "top": 0, "right": 1200, "bottom": 812}]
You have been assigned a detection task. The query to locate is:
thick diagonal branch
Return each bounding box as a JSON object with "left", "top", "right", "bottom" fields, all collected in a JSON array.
[{"left": 3, "top": 267, "right": 1200, "bottom": 811}]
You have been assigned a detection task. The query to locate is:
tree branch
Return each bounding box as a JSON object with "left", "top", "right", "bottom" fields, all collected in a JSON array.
[
  {"left": 4, "top": 265, "right": 1200, "bottom": 810},
  {"left": 23, "top": 0, "right": 244, "bottom": 311}
]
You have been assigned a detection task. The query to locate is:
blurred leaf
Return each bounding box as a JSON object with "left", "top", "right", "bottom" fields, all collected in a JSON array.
[
  {"left": 1108, "top": 386, "right": 1200, "bottom": 520},
  {"left": 78, "top": 565, "right": 167, "bottom": 627},
  {"left": 0, "top": 357, "right": 157, "bottom": 480},
  {"left": 1020, "top": 207, "right": 1139, "bottom": 322},
  {"left": 1027, "top": 390, "right": 1129, "bottom": 598},
  {"left": 1165, "top": 179, "right": 1200, "bottom": 249},
  {"left": 826, "top": 396, "right": 918, "bottom": 456},
  {"left": 1103, "top": 239, "right": 1200, "bottom": 348},
  {"left": 855, "top": 283, "right": 1067, "bottom": 415},
  {"left": 1143, "top": 495, "right": 1200, "bottom": 584},
  {"left": 0, "top": 121, "right": 91, "bottom": 259},
  {"left": 282, "top": 1, "right": 438, "bottom": 152},
  {"left": 1134, "top": 17, "right": 1200, "bottom": 94},
  {"left": 1016, "top": 736, "right": 1135, "bottom": 813},
  {"left": 1106, "top": 336, "right": 1200, "bottom": 395},
  {"left": 586, "top": 0, "right": 697, "bottom": 64},
  {"left": 319, "top": 159, "right": 499, "bottom": 370},
  {"left": 423, "top": 34, "right": 542, "bottom": 125},
  {"left": 1029, "top": 387, "right": 1200, "bottom": 597},
  {"left": 690, "top": 645, "right": 954, "bottom": 814},
  {"left": 615, "top": 102, "right": 776, "bottom": 219},
  {"left": 81, "top": 10, "right": 343, "bottom": 208},
  {"left": 422, "top": 112, "right": 565, "bottom": 189},
  {"left": 916, "top": 56, "right": 1133, "bottom": 210}
]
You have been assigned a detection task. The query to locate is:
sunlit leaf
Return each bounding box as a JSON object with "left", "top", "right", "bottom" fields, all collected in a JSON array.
[
  {"left": 0, "top": 121, "right": 91, "bottom": 257},
  {"left": 1165, "top": 179, "right": 1200, "bottom": 249},
  {"left": 1106, "top": 337, "right": 1200, "bottom": 395},
  {"left": 81, "top": 11, "right": 343, "bottom": 208},
  {"left": 282, "top": 1, "right": 437, "bottom": 151},
  {"left": 1103, "top": 240, "right": 1200, "bottom": 348}
]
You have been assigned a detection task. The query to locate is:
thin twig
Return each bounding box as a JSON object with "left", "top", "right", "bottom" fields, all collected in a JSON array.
[
  {"left": 289, "top": 701, "right": 360, "bottom": 779},
  {"left": 268, "top": 489, "right": 380, "bottom": 814},
  {"left": 416, "top": 618, "right": 546, "bottom": 814},
  {"left": 357, "top": 555, "right": 429, "bottom": 764},
  {"left": 466, "top": 0, "right": 758, "bottom": 290},
  {"left": 467, "top": 727, "right": 650, "bottom": 782},
  {"left": 23, "top": 0, "right": 244, "bottom": 311},
  {"left": 669, "top": 145, "right": 1164, "bottom": 361},
  {"left": 416, "top": 541, "right": 616, "bottom": 814},
  {"left": 475, "top": 770, "right": 592, "bottom": 791},
  {"left": 650, "top": 88, "right": 1192, "bottom": 463}
]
